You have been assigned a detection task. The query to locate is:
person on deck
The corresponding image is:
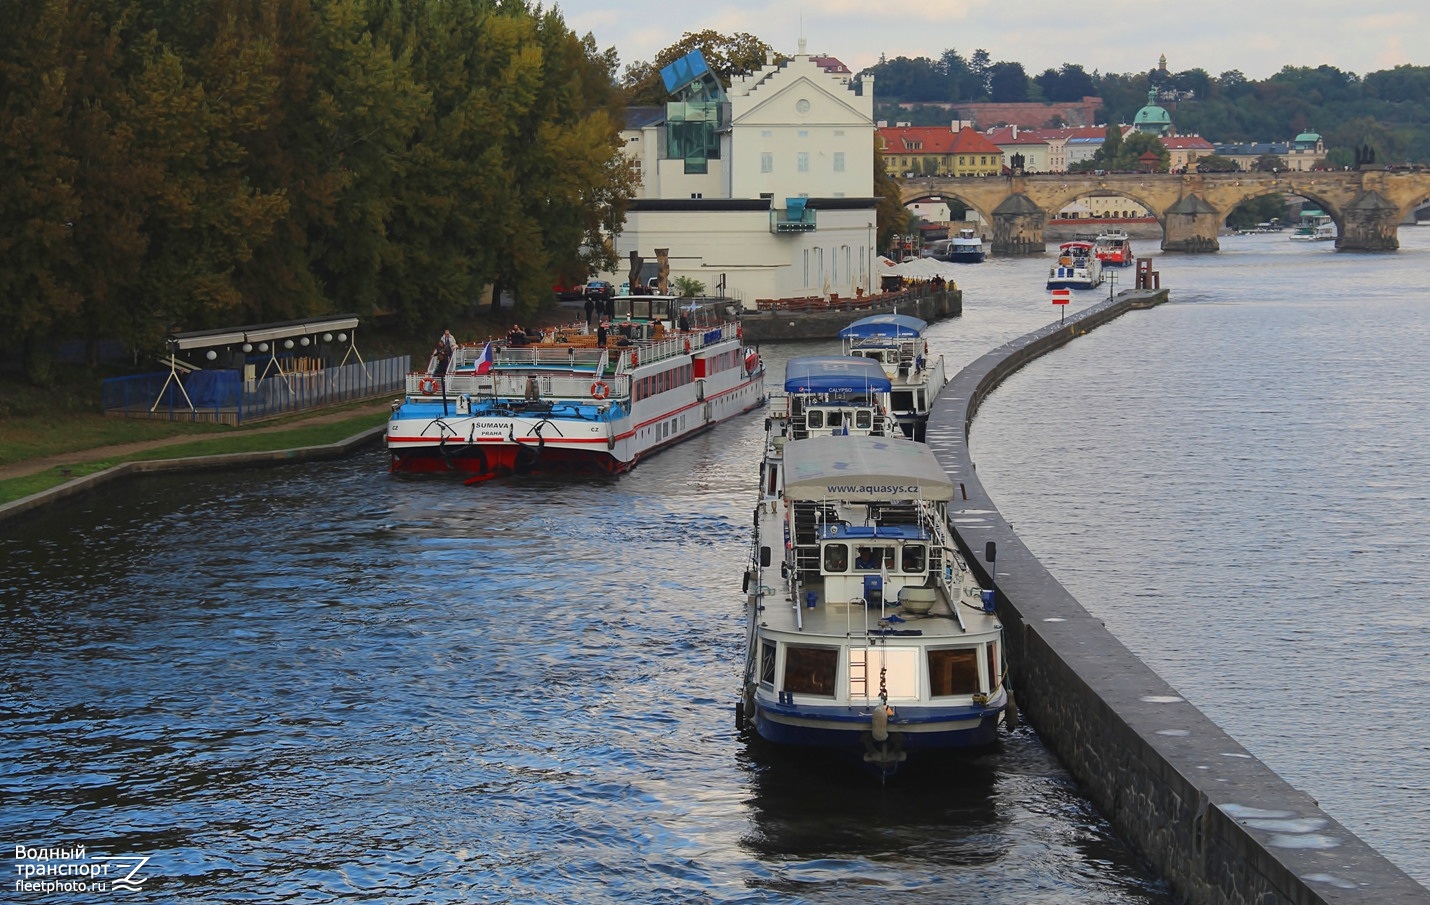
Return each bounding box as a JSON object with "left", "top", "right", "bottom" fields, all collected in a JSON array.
[
  {"left": 433, "top": 329, "right": 457, "bottom": 377},
  {"left": 596, "top": 322, "right": 608, "bottom": 349},
  {"left": 855, "top": 548, "right": 879, "bottom": 570}
]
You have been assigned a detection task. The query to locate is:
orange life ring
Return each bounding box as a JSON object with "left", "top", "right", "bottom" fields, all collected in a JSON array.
[
  {"left": 419, "top": 377, "right": 439, "bottom": 394},
  {"left": 684, "top": 339, "right": 692, "bottom": 354},
  {"left": 590, "top": 381, "right": 610, "bottom": 400},
  {"left": 629, "top": 350, "right": 638, "bottom": 366}
]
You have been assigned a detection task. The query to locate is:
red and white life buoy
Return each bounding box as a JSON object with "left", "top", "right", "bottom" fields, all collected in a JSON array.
[
  {"left": 419, "top": 377, "right": 439, "bottom": 394},
  {"left": 590, "top": 381, "right": 610, "bottom": 400},
  {"left": 684, "top": 339, "right": 692, "bottom": 354}
]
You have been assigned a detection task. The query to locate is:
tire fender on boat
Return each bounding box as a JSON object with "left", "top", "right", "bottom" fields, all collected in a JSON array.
[
  {"left": 590, "top": 381, "right": 610, "bottom": 400},
  {"left": 871, "top": 703, "right": 891, "bottom": 742}
]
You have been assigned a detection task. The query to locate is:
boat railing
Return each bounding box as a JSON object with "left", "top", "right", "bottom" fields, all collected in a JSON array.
[{"left": 405, "top": 371, "right": 629, "bottom": 401}]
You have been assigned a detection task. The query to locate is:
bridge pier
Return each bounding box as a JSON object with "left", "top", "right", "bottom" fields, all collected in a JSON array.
[
  {"left": 1337, "top": 190, "right": 1401, "bottom": 251},
  {"left": 1161, "top": 194, "right": 1219, "bottom": 253},
  {"left": 991, "top": 193, "right": 1046, "bottom": 256}
]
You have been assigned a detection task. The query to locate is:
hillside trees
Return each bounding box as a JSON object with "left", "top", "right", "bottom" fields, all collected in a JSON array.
[{"left": 0, "top": 0, "right": 633, "bottom": 382}]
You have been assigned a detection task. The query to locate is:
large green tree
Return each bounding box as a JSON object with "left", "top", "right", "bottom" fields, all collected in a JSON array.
[{"left": 621, "top": 30, "right": 776, "bottom": 106}]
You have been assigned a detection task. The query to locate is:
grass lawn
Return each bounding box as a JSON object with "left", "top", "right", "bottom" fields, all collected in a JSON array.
[{"left": 0, "top": 410, "right": 388, "bottom": 506}]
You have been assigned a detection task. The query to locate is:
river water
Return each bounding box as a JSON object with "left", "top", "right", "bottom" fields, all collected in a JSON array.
[
  {"left": 2, "top": 228, "right": 1425, "bottom": 901},
  {"left": 963, "top": 227, "right": 1430, "bottom": 889}
]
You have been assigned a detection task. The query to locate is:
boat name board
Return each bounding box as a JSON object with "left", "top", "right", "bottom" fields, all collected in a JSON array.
[{"left": 824, "top": 483, "right": 926, "bottom": 497}]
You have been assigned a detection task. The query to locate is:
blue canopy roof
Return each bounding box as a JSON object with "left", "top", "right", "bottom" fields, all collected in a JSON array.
[
  {"left": 838, "top": 314, "right": 928, "bottom": 339},
  {"left": 784, "top": 356, "right": 892, "bottom": 393}
]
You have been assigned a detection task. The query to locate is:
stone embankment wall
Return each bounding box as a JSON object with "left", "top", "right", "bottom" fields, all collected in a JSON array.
[
  {"left": 926, "top": 289, "right": 1430, "bottom": 905},
  {"left": 738, "top": 286, "right": 960, "bottom": 343}
]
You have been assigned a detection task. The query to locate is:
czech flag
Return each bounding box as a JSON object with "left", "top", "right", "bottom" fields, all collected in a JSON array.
[{"left": 473, "top": 341, "right": 495, "bottom": 375}]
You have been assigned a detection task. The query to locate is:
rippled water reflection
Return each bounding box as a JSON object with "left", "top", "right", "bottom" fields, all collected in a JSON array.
[
  {"left": 970, "top": 228, "right": 1430, "bottom": 887},
  {"left": 2, "top": 278, "right": 1171, "bottom": 902}
]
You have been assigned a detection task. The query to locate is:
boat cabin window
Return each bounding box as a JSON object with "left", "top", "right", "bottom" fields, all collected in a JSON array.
[
  {"left": 901, "top": 544, "right": 926, "bottom": 573},
  {"left": 760, "top": 642, "right": 776, "bottom": 685},
  {"left": 928, "top": 648, "right": 981, "bottom": 696},
  {"left": 783, "top": 645, "right": 838, "bottom": 697},
  {"left": 823, "top": 543, "right": 849, "bottom": 573},
  {"left": 853, "top": 546, "right": 893, "bottom": 571},
  {"left": 807, "top": 410, "right": 823, "bottom": 429},
  {"left": 855, "top": 409, "right": 873, "bottom": 430}
]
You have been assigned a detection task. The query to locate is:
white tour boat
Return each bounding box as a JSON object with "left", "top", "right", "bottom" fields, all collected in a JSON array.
[
  {"left": 1289, "top": 211, "right": 1335, "bottom": 241},
  {"left": 1046, "top": 240, "right": 1104, "bottom": 290},
  {"left": 838, "top": 314, "right": 947, "bottom": 441},
  {"left": 741, "top": 434, "right": 1008, "bottom": 774},
  {"left": 386, "top": 296, "right": 765, "bottom": 480},
  {"left": 921, "top": 228, "right": 986, "bottom": 264}
]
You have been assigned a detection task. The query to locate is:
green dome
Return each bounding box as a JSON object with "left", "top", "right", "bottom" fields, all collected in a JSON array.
[
  {"left": 1132, "top": 88, "right": 1171, "bottom": 134},
  {"left": 1294, "top": 131, "right": 1320, "bottom": 143}
]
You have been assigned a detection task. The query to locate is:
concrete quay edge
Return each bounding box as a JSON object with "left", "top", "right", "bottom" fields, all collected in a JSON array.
[
  {"left": 926, "top": 288, "right": 1429, "bottom": 904},
  {"left": 0, "top": 424, "right": 388, "bottom": 529}
]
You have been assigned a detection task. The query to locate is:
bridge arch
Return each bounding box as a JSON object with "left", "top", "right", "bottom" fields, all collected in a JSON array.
[
  {"left": 901, "top": 188, "right": 995, "bottom": 233},
  {"left": 898, "top": 170, "right": 1429, "bottom": 254}
]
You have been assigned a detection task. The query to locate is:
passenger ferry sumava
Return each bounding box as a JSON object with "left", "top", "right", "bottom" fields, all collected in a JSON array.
[
  {"left": 386, "top": 296, "right": 765, "bottom": 480},
  {"left": 740, "top": 355, "right": 1008, "bottom": 775}
]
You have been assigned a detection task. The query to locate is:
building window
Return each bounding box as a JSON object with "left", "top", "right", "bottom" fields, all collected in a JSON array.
[
  {"left": 833, "top": 152, "right": 845, "bottom": 172},
  {"left": 761, "top": 152, "right": 772, "bottom": 173},
  {"left": 798, "top": 152, "right": 809, "bottom": 173},
  {"left": 761, "top": 130, "right": 773, "bottom": 138}
]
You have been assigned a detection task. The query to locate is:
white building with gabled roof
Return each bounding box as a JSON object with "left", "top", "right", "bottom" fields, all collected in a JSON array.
[{"left": 607, "top": 41, "right": 881, "bottom": 306}]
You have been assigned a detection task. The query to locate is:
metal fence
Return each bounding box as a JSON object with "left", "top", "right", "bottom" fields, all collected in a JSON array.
[{"left": 102, "top": 355, "right": 410, "bottom": 424}]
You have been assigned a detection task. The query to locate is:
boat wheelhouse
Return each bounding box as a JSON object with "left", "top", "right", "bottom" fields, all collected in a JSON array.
[
  {"left": 1093, "top": 228, "right": 1135, "bottom": 267},
  {"left": 838, "top": 315, "right": 947, "bottom": 441},
  {"left": 386, "top": 296, "right": 765, "bottom": 480},
  {"left": 1046, "top": 240, "right": 1104, "bottom": 290},
  {"left": 742, "top": 434, "right": 1007, "bottom": 773}
]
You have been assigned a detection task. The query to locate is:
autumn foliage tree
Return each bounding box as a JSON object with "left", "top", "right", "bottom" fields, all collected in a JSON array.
[{"left": 0, "top": 0, "right": 633, "bottom": 383}]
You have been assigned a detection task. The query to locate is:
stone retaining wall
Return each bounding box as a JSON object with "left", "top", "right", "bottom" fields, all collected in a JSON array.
[
  {"left": 926, "top": 289, "right": 1429, "bottom": 904},
  {"left": 738, "top": 286, "right": 961, "bottom": 343}
]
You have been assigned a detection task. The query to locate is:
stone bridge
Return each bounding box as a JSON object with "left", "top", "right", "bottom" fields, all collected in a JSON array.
[{"left": 901, "top": 170, "right": 1430, "bottom": 254}]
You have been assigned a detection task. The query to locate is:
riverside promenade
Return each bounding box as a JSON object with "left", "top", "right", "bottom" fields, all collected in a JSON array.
[{"left": 925, "top": 289, "right": 1430, "bottom": 904}]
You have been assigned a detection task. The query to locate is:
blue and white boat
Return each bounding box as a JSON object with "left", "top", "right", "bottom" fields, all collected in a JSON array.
[
  {"left": 386, "top": 296, "right": 765, "bottom": 480},
  {"left": 765, "top": 355, "right": 898, "bottom": 444},
  {"left": 838, "top": 315, "right": 947, "bottom": 441},
  {"left": 741, "top": 434, "right": 1008, "bottom": 774}
]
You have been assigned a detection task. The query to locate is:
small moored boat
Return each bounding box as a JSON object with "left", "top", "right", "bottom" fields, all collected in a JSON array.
[
  {"left": 386, "top": 296, "right": 766, "bottom": 480},
  {"left": 838, "top": 314, "right": 947, "bottom": 441}
]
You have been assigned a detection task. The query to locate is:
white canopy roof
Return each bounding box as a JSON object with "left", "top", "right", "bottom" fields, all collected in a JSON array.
[
  {"left": 783, "top": 435, "right": 954, "bottom": 502},
  {"left": 167, "top": 315, "right": 360, "bottom": 350}
]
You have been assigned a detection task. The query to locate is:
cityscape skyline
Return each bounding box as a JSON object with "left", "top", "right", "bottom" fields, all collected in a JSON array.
[{"left": 555, "top": 0, "right": 1421, "bottom": 83}]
